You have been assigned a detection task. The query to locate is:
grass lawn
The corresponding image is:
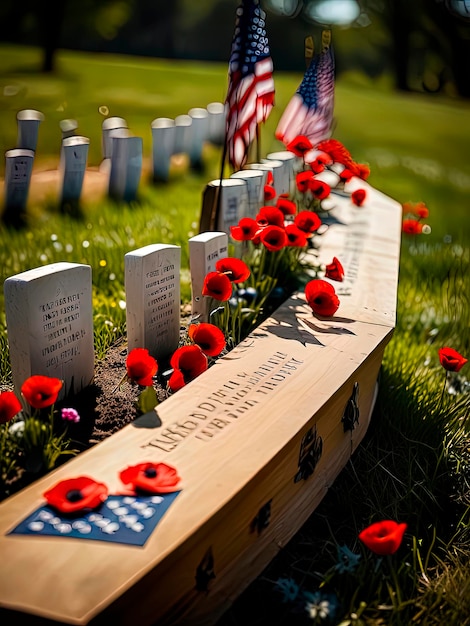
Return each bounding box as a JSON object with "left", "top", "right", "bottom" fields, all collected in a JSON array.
[{"left": 0, "top": 46, "right": 469, "bottom": 625}]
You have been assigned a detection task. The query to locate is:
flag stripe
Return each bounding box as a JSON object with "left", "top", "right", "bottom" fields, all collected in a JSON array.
[{"left": 225, "top": 0, "right": 275, "bottom": 169}]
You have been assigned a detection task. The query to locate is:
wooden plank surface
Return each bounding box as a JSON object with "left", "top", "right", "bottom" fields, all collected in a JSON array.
[{"left": 0, "top": 178, "right": 402, "bottom": 625}]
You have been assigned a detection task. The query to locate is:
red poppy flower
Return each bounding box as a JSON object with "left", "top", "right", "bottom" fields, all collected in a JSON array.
[
  {"left": 285, "top": 224, "right": 308, "bottom": 247},
  {"left": 294, "top": 210, "right": 322, "bottom": 235},
  {"left": 256, "top": 205, "right": 285, "bottom": 228},
  {"left": 276, "top": 197, "right": 297, "bottom": 216},
  {"left": 339, "top": 168, "right": 354, "bottom": 183},
  {"left": 119, "top": 462, "right": 181, "bottom": 494},
  {"left": 305, "top": 279, "right": 340, "bottom": 317},
  {"left": 230, "top": 217, "right": 258, "bottom": 241},
  {"left": 438, "top": 347, "right": 468, "bottom": 372},
  {"left": 264, "top": 184, "right": 276, "bottom": 201},
  {"left": 358, "top": 520, "right": 408, "bottom": 556},
  {"left": 402, "top": 219, "right": 423, "bottom": 235},
  {"left": 309, "top": 158, "right": 326, "bottom": 174},
  {"left": 266, "top": 170, "right": 274, "bottom": 186},
  {"left": 414, "top": 202, "right": 429, "bottom": 219},
  {"left": 325, "top": 256, "right": 345, "bottom": 282},
  {"left": 169, "top": 345, "right": 208, "bottom": 391},
  {"left": 215, "top": 257, "right": 251, "bottom": 283},
  {"left": 352, "top": 189, "right": 367, "bottom": 206},
  {"left": 259, "top": 225, "right": 287, "bottom": 251},
  {"left": 287, "top": 135, "right": 313, "bottom": 157},
  {"left": 309, "top": 178, "right": 331, "bottom": 200},
  {"left": 0, "top": 391, "right": 22, "bottom": 424},
  {"left": 355, "top": 163, "right": 371, "bottom": 180},
  {"left": 296, "top": 170, "right": 314, "bottom": 193},
  {"left": 168, "top": 368, "right": 185, "bottom": 392},
  {"left": 126, "top": 348, "right": 158, "bottom": 386},
  {"left": 202, "top": 271, "right": 233, "bottom": 301},
  {"left": 188, "top": 323, "right": 226, "bottom": 357},
  {"left": 21, "top": 375, "right": 63, "bottom": 410},
  {"left": 316, "top": 139, "right": 355, "bottom": 169},
  {"left": 43, "top": 476, "right": 108, "bottom": 514}
]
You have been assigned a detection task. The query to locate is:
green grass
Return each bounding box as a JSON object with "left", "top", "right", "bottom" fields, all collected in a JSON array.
[{"left": 0, "top": 46, "right": 469, "bottom": 625}]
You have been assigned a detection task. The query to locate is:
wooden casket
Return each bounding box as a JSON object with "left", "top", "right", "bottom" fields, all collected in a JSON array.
[{"left": 0, "top": 177, "right": 402, "bottom": 625}]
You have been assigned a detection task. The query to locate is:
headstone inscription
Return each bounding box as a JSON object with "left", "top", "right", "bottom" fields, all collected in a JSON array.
[
  {"left": 230, "top": 169, "right": 267, "bottom": 219},
  {"left": 188, "top": 232, "right": 229, "bottom": 323},
  {"left": 3, "top": 148, "right": 35, "bottom": 227},
  {"left": 16, "top": 109, "right": 44, "bottom": 152},
  {"left": 206, "top": 102, "right": 226, "bottom": 146},
  {"left": 188, "top": 107, "right": 209, "bottom": 170},
  {"left": 108, "top": 135, "right": 142, "bottom": 202},
  {"left": 101, "top": 117, "right": 128, "bottom": 160},
  {"left": 60, "top": 136, "right": 90, "bottom": 213},
  {"left": 4, "top": 263, "right": 94, "bottom": 405},
  {"left": 125, "top": 244, "right": 181, "bottom": 363},
  {"left": 151, "top": 118, "right": 176, "bottom": 182},
  {"left": 199, "top": 178, "right": 248, "bottom": 235}
]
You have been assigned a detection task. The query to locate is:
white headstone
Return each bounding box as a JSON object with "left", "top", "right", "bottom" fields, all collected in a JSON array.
[
  {"left": 247, "top": 159, "right": 288, "bottom": 197},
  {"left": 206, "top": 102, "right": 226, "bottom": 146},
  {"left": 151, "top": 117, "right": 175, "bottom": 182},
  {"left": 189, "top": 232, "right": 229, "bottom": 323},
  {"left": 108, "top": 135, "right": 142, "bottom": 202},
  {"left": 173, "top": 115, "right": 192, "bottom": 155},
  {"left": 102, "top": 117, "right": 128, "bottom": 159},
  {"left": 125, "top": 244, "right": 181, "bottom": 363},
  {"left": 3, "top": 149, "right": 34, "bottom": 225},
  {"left": 188, "top": 107, "right": 209, "bottom": 169},
  {"left": 4, "top": 262, "right": 94, "bottom": 404},
  {"left": 200, "top": 179, "right": 248, "bottom": 235},
  {"left": 16, "top": 109, "right": 44, "bottom": 152},
  {"left": 266, "top": 150, "right": 298, "bottom": 196},
  {"left": 60, "top": 136, "right": 89, "bottom": 210},
  {"left": 230, "top": 169, "right": 267, "bottom": 219}
]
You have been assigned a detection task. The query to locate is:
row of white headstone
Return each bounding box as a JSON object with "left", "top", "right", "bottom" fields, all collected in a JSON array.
[
  {"left": 4, "top": 232, "right": 228, "bottom": 414},
  {"left": 2, "top": 103, "right": 227, "bottom": 219}
]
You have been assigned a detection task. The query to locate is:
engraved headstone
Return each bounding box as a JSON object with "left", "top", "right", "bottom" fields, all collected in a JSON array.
[
  {"left": 230, "top": 169, "right": 267, "bottom": 219},
  {"left": 151, "top": 118, "right": 175, "bottom": 182},
  {"left": 206, "top": 102, "right": 226, "bottom": 146},
  {"left": 173, "top": 115, "right": 192, "bottom": 155},
  {"left": 60, "top": 136, "right": 89, "bottom": 213},
  {"left": 188, "top": 107, "right": 209, "bottom": 170},
  {"left": 108, "top": 135, "right": 142, "bottom": 202},
  {"left": 189, "top": 232, "right": 229, "bottom": 323},
  {"left": 4, "top": 262, "right": 94, "bottom": 405},
  {"left": 102, "top": 117, "right": 128, "bottom": 160},
  {"left": 125, "top": 244, "right": 181, "bottom": 363},
  {"left": 2, "top": 148, "right": 35, "bottom": 227},
  {"left": 200, "top": 178, "right": 248, "bottom": 235},
  {"left": 16, "top": 109, "right": 44, "bottom": 152}
]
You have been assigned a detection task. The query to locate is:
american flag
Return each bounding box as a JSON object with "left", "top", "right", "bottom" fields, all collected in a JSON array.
[
  {"left": 276, "top": 30, "right": 335, "bottom": 147},
  {"left": 225, "top": 0, "right": 275, "bottom": 170}
]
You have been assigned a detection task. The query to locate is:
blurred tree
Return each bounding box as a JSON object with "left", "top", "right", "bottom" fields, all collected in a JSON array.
[
  {"left": 0, "top": 0, "right": 468, "bottom": 97},
  {"left": 365, "top": 0, "right": 470, "bottom": 97}
]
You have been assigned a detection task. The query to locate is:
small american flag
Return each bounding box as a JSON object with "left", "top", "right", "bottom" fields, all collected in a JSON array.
[
  {"left": 225, "top": 0, "right": 275, "bottom": 170},
  {"left": 276, "top": 30, "right": 335, "bottom": 148}
]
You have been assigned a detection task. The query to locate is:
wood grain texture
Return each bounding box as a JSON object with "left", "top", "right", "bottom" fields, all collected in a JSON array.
[{"left": 0, "top": 177, "right": 402, "bottom": 625}]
